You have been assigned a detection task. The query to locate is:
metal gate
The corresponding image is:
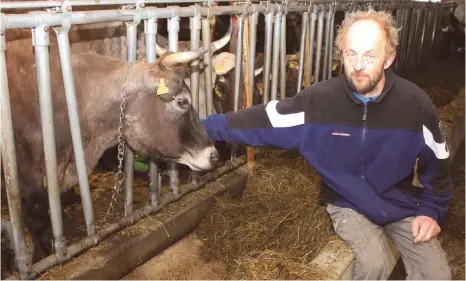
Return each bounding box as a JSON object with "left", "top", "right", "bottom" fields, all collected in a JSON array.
[{"left": 0, "top": 0, "right": 457, "bottom": 279}]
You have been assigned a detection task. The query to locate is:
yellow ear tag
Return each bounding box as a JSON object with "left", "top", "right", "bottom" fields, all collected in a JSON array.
[
  {"left": 157, "top": 78, "right": 169, "bottom": 96},
  {"left": 289, "top": 62, "right": 297, "bottom": 69},
  {"left": 215, "top": 87, "right": 223, "bottom": 98}
]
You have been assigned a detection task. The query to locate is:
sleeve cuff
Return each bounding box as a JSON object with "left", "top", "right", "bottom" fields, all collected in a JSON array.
[{"left": 416, "top": 206, "right": 439, "bottom": 223}]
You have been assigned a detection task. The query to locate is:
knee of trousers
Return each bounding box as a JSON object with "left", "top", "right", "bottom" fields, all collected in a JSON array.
[
  {"left": 352, "top": 246, "right": 391, "bottom": 278},
  {"left": 418, "top": 258, "right": 452, "bottom": 280}
]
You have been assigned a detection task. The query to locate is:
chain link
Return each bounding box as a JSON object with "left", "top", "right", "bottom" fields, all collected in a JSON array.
[{"left": 101, "top": 62, "right": 133, "bottom": 225}]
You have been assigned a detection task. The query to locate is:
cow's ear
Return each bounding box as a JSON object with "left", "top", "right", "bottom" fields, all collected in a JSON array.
[
  {"left": 143, "top": 70, "right": 160, "bottom": 90},
  {"left": 212, "top": 52, "right": 236, "bottom": 75}
]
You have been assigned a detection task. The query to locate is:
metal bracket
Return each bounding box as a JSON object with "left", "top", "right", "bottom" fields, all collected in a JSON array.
[
  {"left": 60, "top": 0, "right": 72, "bottom": 32},
  {"left": 0, "top": 13, "right": 5, "bottom": 52},
  {"left": 122, "top": 0, "right": 144, "bottom": 26}
]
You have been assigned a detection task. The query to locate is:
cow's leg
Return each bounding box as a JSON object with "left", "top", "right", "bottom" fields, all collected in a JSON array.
[{"left": 20, "top": 186, "right": 54, "bottom": 261}]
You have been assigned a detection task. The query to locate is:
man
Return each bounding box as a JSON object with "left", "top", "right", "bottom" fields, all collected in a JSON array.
[{"left": 201, "top": 8, "right": 452, "bottom": 280}]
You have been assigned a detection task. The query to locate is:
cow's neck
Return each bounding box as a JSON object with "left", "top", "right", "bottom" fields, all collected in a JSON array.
[{"left": 73, "top": 53, "right": 146, "bottom": 169}]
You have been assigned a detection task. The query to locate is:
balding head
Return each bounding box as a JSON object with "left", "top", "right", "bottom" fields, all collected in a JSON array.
[{"left": 335, "top": 9, "right": 399, "bottom": 97}]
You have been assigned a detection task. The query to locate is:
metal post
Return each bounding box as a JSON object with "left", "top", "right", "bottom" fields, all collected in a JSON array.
[
  {"left": 279, "top": 13, "right": 286, "bottom": 100},
  {"left": 430, "top": 6, "right": 438, "bottom": 55},
  {"left": 270, "top": 11, "right": 281, "bottom": 100},
  {"left": 230, "top": 14, "right": 244, "bottom": 163},
  {"left": 190, "top": 12, "right": 201, "bottom": 112},
  {"left": 314, "top": 8, "right": 325, "bottom": 83},
  {"left": 322, "top": 5, "right": 331, "bottom": 81},
  {"left": 144, "top": 16, "right": 160, "bottom": 208},
  {"left": 262, "top": 12, "right": 274, "bottom": 104},
  {"left": 308, "top": 8, "right": 317, "bottom": 84},
  {"left": 327, "top": 5, "right": 335, "bottom": 79},
  {"left": 1, "top": 28, "right": 31, "bottom": 280},
  {"left": 54, "top": 25, "right": 95, "bottom": 236},
  {"left": 167, "top": 15, "right": 181, "bottom": 198},
  {"left": 124, "top": 20, "right": 138, "bottom": 217},
  {"left": 202, "top": 16, "right": 214, "bottom": 116},
  {"left": 233, "top": 14, "right": 244, "bottom": 112},
  {"left": 32, "top": 24, "right": 67, "bottom": 259},
  {"left": 248, "top": 12, "right": 258, "bottom": 102},
  {"left": 297, "top": 12, "right": 308, "bottom": 93}
]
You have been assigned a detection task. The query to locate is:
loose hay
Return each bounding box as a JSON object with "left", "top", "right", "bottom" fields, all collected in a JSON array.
[
  {"left": 230, "top": 249, "right": 332, "bottom": 280},
  {"left": 196, "top": 149, "right": 335, "bottom": 279}
]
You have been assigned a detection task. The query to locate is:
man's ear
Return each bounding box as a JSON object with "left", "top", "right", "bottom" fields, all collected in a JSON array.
[{"left": 384, "top": 52, "right": 396, "bottom": 69}]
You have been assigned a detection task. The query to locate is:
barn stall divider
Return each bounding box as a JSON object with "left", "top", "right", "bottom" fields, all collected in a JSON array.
[{"left": 0, "top": 0, "right": 457, "bottom": 279}]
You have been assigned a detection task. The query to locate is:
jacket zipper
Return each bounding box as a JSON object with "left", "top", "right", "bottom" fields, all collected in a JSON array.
[{"left": 361, "top": 102, "right": 368, "bottom": 180}]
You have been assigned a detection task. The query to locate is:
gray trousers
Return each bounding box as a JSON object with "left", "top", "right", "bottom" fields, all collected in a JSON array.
[{"left": 326, "top": 204, "right": 451, "bottom": 280}]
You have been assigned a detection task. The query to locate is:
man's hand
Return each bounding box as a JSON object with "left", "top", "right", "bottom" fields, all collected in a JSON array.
[{"left": 412, "top": 216, "right": 441, "bottom": 243}]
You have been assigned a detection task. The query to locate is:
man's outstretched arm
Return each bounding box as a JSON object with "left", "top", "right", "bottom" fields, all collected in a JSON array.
[{"left": 202, "top": 89, "right": 310, "bottom": 150}]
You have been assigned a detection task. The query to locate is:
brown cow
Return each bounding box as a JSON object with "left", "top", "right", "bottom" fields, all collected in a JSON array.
[{"left": 4, "top": 28, "right": 219, "bottom": 260}]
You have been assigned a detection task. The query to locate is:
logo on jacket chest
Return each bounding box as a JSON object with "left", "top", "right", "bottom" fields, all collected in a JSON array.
[{"left": 331, "top": 131, "right": 351, "bottom": 137}]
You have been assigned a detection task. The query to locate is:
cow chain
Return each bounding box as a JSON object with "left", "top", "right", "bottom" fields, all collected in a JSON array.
[{"left": 101, "top": 62, "right": 134, "bottom": 226}]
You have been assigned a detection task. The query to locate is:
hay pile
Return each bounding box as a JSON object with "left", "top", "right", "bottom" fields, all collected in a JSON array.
[{"left": 196, "top": 149, "right": 336, "bottom": 280}]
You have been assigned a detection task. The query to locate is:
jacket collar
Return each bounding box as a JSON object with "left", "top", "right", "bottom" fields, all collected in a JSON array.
[{"left": 343, "top": 68, "right": 396, "bottom": 105}]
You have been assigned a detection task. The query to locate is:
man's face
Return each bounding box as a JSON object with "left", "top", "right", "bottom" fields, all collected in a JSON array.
[{"left": 342, "top": 19, "right": 394, "bottom": 95}]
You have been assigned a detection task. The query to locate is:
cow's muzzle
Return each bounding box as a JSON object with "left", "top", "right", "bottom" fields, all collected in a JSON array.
[{"left": 177, "top": 146, "right": 219, "bottom": 171}]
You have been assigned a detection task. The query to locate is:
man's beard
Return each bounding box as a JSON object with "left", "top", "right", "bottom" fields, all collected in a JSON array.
[{"left": 345, "top": 68, "right": 384, "bottom": 96}]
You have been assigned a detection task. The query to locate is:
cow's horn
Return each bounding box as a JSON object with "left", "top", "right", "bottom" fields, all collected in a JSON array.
[
  {"left": 254, "top": 67, "right": 263, "bottom": 76},
  {"left": 156, "top": 43, "right": 168, "bottom": 56},
  {"left": 210, "top": 17, "right": 233, "bottom": 53},
  {"left": 161, "top": 48, "right": 208, "bottom": 68}
]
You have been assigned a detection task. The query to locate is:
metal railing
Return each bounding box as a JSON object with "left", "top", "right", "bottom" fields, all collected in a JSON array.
[{"left": 0, "top": 0, "right": 456, "bottom": 279}]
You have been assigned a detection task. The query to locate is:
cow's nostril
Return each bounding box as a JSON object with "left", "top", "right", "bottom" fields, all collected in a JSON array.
[{"left": 210, "top": 149, "right": 219, "bottom": 164}]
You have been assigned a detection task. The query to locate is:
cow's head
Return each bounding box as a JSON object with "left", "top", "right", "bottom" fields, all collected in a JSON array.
[{"left": 123, "top": 48, "right": 220, "bottom": 171}]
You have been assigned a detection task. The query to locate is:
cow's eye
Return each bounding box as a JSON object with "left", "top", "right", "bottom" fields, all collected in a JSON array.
[{"left": 177, "top": 98, "right": 189, "bottom": 109}]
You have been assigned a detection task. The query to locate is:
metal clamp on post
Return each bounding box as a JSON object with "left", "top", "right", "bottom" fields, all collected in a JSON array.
[
  {"left": 189, "top": 5, "right": 201, "bottom": 32},
  {"left": 60, "top": 0, "right": 72, "bottom": 33},
  {"left": 0, "top": 14, "right": 5, "bottom": 53},
  {"left": 122, "top": 0, "right": 144, "bottom": 27}
]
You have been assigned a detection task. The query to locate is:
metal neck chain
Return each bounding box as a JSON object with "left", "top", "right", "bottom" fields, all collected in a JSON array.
[{"left": 101, "top": 62, "right": 133, "bottom": 225}]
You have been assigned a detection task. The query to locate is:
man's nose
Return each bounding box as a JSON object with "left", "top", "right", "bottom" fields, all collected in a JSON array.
[{"left": 354, "top": 57, "right": 365, "bottom": 71}]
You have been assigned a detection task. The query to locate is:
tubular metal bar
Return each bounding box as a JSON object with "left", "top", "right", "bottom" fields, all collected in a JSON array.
[
  {"left": 327, "top": 6, "right": 335, "bottom": 79},
  {"left": 190, "top": 13, "right": 201, "bottom": 112},
  {"left": 55, "top": 28, "right": 96, "bottom": 236},
  {"left": 322, "top": 6, "right": 331, "bottom": 81},
  {"left": 262, "top": 12, "right": 274, "bottom": 104},
  {"left": 248, "top": 12, "right": 258, "bottom": 103},
  {"left": 314, "top": 9, "right": 325, "bottom": 83},
  {"left": 1, "top": 30, "right": 31, "bottom": 280},
  {"left": 0, "top": 3, "right": 430, "bottom": 30},
  {"left": 33, "top": 24, "right": 67, "bottom": 260},
  {"left": 297, "top": 12, "right": 308, "bottom": 93},
  {"left": 406, "top": 7, "right": 417, "bottom": 69},
  {"left": 430, "top": 6, "right": 438, "bottom": 55},
  {"left": 5, "top": 159, "right": 247, "bottom": 281},
  {"left": 279, "top": 13, "right": 286, "bottom": 100},
  {"left": 1, "top": 0, "right": 454, "bottom": 10},
  {"left": 124, "top": 21, "right": 138, "bottom": 217},
  {"left": 189, "top": 11, "right": 202, "bottom": 185},
  {"left": 1, "top": 0, "right": 448, "bottom": 10},
  {"left": 233, "top": 14, "right": 244, "bottom": 112},
  {"left": 413, "top": 7, "right": 422, "bottom": 68},
  {"left": 230, "top": 14, "right": 244, "bottom": 162},
  {"left": 202, "top": 16, "right": 214, "bottom": 116},
  {"left": 417, "top": 9, "right": 426, "bottom": 65},
  {"left": 168, "top": 15, "right": 181, "bottom": 198},
  {"left": 144, "top": 17, "right": 160, "bottom": 208},
  {"left": 308, "top": 9, "right": 317, "bottom": 84},
  {"left": 270, "top": 11, "right": 281, "bottom": 101},
  {"left": 401, "top": 7, "right": 411, "bottom": 71}
]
